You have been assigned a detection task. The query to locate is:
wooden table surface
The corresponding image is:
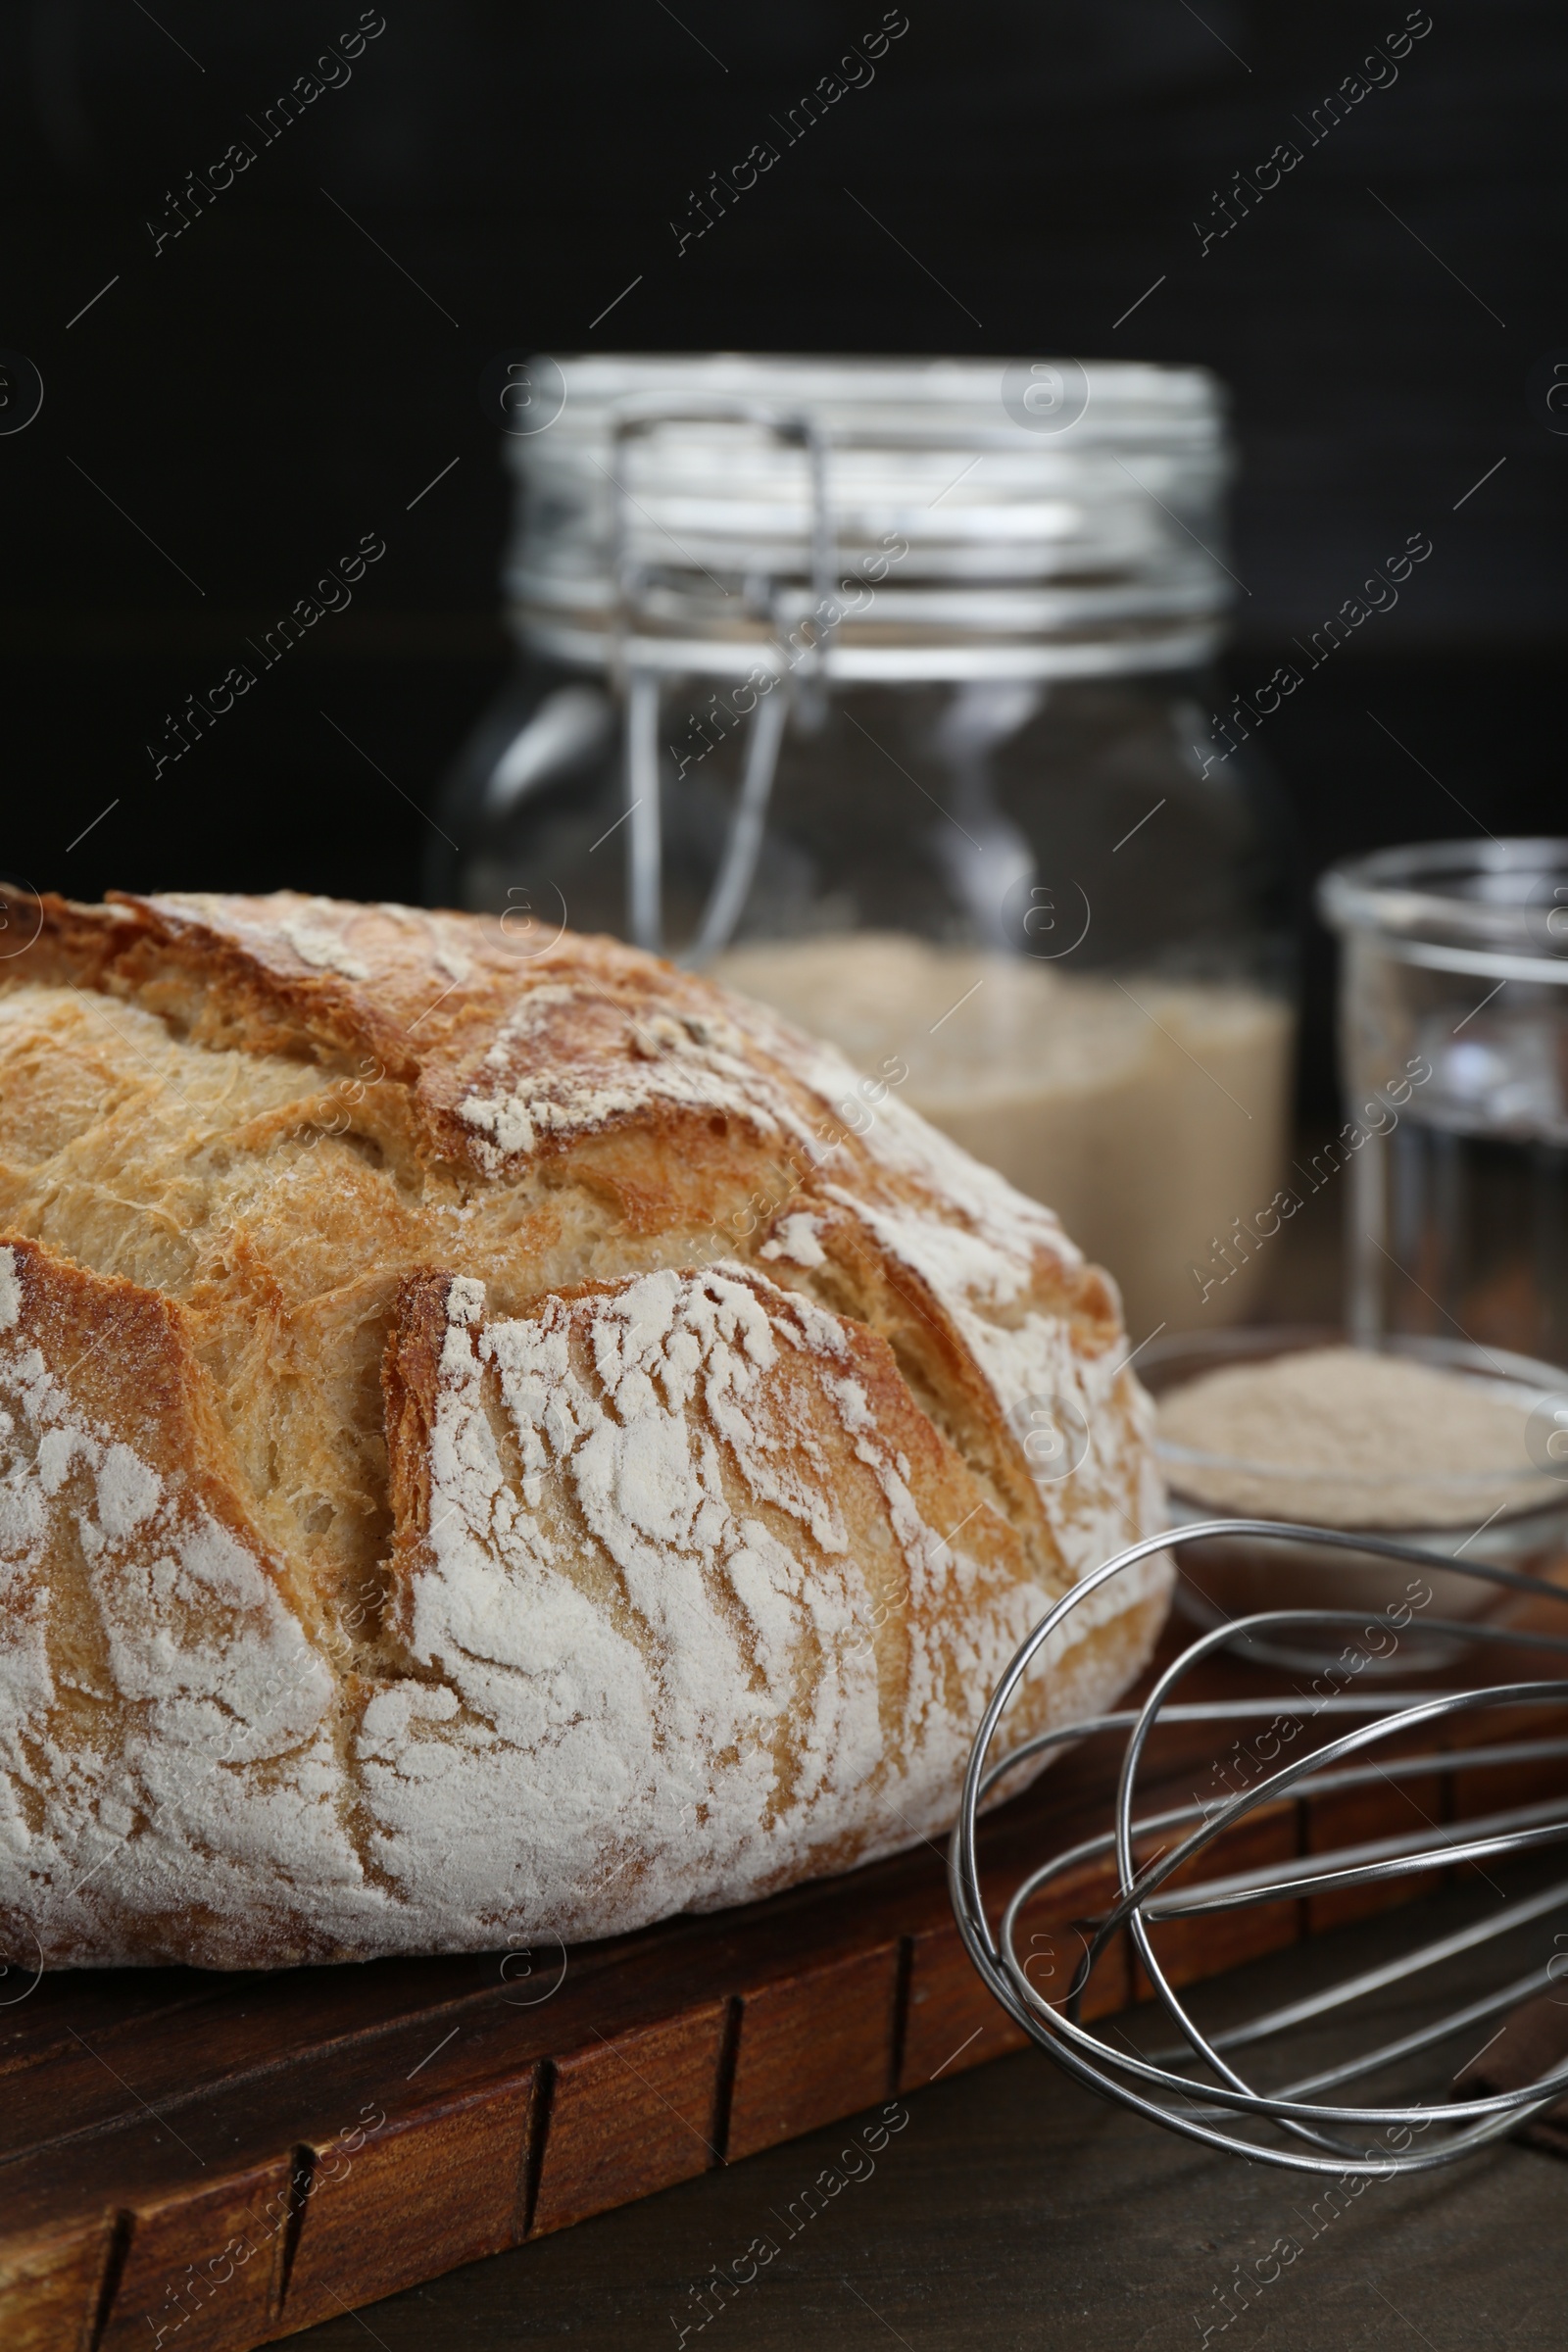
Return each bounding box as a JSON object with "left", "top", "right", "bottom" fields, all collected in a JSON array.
[{"left": 287, "top": 1870, "right": 1568, "bottom": 2351}]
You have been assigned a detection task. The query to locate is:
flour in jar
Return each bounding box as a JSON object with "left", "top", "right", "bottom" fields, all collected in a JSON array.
[{"left": 712, "top": 932, "right": 1293, "bottom": 1337}]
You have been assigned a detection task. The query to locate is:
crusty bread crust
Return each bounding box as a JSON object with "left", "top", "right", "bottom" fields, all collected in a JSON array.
[{"left": 0, "top": 888, "right": 1168, "bottom": 1966}]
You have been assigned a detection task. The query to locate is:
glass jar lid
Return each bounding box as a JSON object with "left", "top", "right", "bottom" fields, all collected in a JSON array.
[{"left": 505, "top": 352, "right": 1231, "bottom": 683}]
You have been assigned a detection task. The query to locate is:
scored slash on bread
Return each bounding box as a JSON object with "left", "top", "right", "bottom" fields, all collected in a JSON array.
[{"left": 0, "top": 887, "right": 1168, "bottom": 1967}]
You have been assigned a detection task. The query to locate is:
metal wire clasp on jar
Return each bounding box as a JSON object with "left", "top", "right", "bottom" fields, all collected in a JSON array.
[{"left": 948, "top": 1521, "right": 1568, "bottom": 2176}]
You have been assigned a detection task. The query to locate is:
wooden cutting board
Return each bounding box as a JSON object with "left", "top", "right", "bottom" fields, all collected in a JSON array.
[{"left": 4, "top": 1604, "right": 1564, "bottom": 2352}]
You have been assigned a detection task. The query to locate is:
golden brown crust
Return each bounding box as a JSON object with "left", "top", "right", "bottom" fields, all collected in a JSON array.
[
  {"left": 0, "top": 1237, "right": 345, "bottom": 1966},
  {"left": 0, "top": 888, "right": 1168, "bottom": 1966},
  {"left": 381, "top": 1269, "right": 449, "bottom": 1564}
]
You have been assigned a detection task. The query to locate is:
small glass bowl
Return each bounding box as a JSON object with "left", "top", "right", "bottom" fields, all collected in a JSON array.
[{"left": 1141, "top": 1325, "right": 1568, "bottom": 1672}]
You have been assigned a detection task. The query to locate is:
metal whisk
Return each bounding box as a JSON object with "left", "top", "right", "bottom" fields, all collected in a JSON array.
[{"left": 949, "top": 1521, "right": 1568, "bottom": 2176}]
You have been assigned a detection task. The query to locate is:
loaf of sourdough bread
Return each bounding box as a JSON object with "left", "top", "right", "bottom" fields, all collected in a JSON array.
[{"left": 0, "top": 888, "right": 1168, "bottom": 1967}]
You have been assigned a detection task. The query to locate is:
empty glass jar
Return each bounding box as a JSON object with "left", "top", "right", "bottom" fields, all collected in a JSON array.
[
  {"left": 435, "top": 355, "right": 1295, "bottom": 1337},
  {"left": 1319, "top": 837, "right": 1568, "bottom": 1367}
]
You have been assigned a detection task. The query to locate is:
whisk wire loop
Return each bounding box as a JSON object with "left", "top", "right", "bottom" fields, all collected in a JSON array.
[{"left": 949, "top": 1519, "right": 1568, "bottom": 2175}]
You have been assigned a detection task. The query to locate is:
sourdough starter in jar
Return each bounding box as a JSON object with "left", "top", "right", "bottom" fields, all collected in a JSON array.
[{"left": 714, "top": 935, "right": 1292, "bottom": 1337}]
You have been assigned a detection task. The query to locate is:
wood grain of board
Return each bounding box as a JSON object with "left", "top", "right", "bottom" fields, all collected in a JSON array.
[{"left": 4, "top": 1606, "right": 1565, "bottom": 2352}]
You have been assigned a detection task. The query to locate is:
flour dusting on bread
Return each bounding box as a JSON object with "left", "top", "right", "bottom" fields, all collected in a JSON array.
[{"left": 0, "top": 887, "right": 1168, "bottom": 1967}]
